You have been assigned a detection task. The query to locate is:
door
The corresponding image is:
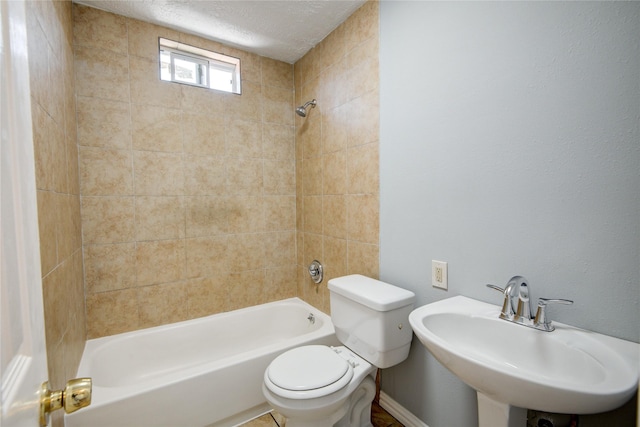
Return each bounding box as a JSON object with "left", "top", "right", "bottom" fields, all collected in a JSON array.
[{"left": 1, "top": 0, "right": 50, "bottom": 425}]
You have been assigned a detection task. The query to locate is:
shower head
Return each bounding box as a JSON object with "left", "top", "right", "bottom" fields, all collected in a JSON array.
[{"left": 295, "top": 99, "right": 317, "bottom": 117}]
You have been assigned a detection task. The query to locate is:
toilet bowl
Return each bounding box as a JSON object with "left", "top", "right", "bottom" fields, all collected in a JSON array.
[
  {"left": 262, "top": 275, "right": 416, "bottom": 427},
  {"left": 263, "top": 345, "right": 376, "bottom": 427}
]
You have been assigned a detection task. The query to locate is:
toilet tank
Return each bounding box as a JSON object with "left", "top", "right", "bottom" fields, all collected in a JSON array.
[{"left": 328, "top": 275, "right": 416, "bottom": 369}]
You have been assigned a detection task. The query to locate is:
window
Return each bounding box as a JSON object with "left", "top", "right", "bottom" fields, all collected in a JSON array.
[{"left": 159, "top": 38, "right": 241, "bottom": 94}]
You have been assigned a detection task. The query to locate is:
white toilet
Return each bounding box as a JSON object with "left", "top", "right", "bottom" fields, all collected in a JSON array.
[{"left": 263, "top": 274, "right": 416, "bottom": 427}]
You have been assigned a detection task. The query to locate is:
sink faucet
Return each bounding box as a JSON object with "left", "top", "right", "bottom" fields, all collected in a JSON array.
[
  {"left": 512, "top": 276, "right": 532, "bottom": 324},
  {"left": 486, "top": 276, "right": 573, "bottom": 332}
]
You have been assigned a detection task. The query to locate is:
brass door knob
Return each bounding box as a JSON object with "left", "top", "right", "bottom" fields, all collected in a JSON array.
[{"left": 40, "top": 378, "right": 92, "bottom": 426}]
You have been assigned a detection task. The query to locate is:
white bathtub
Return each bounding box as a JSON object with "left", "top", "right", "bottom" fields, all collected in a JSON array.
[{"left": 66, "top": 298, "right": 338, "bottom": 427}]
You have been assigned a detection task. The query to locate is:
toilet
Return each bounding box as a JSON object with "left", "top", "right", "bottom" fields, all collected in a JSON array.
[{"left": 263, "top": 274, "right": 415, "bottom": 427}]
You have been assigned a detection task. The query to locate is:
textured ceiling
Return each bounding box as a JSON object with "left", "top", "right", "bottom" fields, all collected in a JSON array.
[{"left": 73, "top": 0, "right": 367, "bottom": 64}]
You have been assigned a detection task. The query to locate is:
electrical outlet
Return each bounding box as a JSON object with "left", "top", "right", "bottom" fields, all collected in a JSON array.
[{"left": 432, "top": 260, "right": 448, "bottom": 290}]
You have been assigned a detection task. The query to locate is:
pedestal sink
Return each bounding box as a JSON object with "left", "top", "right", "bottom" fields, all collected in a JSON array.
[{"left": 408, "top": 296, "right": 639, "bottom": 427}]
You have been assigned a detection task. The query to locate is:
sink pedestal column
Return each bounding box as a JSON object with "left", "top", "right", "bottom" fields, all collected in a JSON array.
[{"left": 477, "top": 393, "right": 526, "bottom": 427}]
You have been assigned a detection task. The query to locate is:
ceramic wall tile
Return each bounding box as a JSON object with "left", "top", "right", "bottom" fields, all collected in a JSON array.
[
  {"left": 299, "top": 115, "right": 322, "bottom": 159},
  {"left": 73, "top": 4, "right": 127, "bottom": 53},
  {"left": 42, "top": 262, "right": 69, "bottom": 346},
  {"left": 129, "top": 56, "right": 181, "bottom": 108},
  {"left": 344, "top": 0, "right": 378, "bottom": 53},
  {"left": 227, "top": 270, "right": 265, "bottom": 311},
  {"left": 185, "top": 235, "right": 229, "bottom": 278},
  {"left": 55, "top": 194, "right": 81, "bottom": 260},
  {"left": 323, "top": 195, "right": 347, "bottom": 239},
  {"left": 227, "top": 233, "right": 266, "bottom": 272},
  {"left": 48, "top": 49, "right": 66, "bottom": 128},
  {"left": 347, "top": 142, "right": 379, "bottom": 195},
  {"left": 186, "top": 275, "right": 228, "bottom": 318},
  {"left": 68, "top": 1, "right": 379, "bottom": 335},
  {"left": 85, "top": 288, "right": 139, "bottom": 338},
  {"left": 322, "top": 104, "right": 348, "bottom": 154},
  {"left": 135, "top": 239, "right": 186, "bottom": 286},
  {"left": 262, "top": 57, "right": 294, "bottom": 90},
  {"left": 303, "top": 196, "right": 323, "bottom": 234},
  {"left": 263, "top": 123, "right": 295, "bottom": 161},
  {"left": 27, "top": 15, "right": 53, "bottom": 116},
  {"left": 36, "top": 190, "right": 58, "bottom": 275},
  {"left": 295, "top": 0, "right": 380, "bottom": 307},
  {"left": 264, "top": 196, "right": 296, "bottom": 231},
  {"left": 185, "top": 196, "right": 229, "bottom": 237},
  {"left": 73, "top": 4, "right": 297, "bottom": 334},
  {"left": 323, "top": 150, "right": 347, "bottom": 195},
  {"left": 135, "top": 196, "right": 185, "bottom": 240},
  {"left": 76, "top": 96, "right": 131, "bottom": 149},
  {"left": 131, "top": 106, "right": 183, "bottom": 152},
  {"left": 348, "top": 90, "right": 379, "bottom": 147},
  {"left": 302, "top": 158, "right": 323, "bottom": 195},
  {"left": 183, "top": 112, "right": 225, "bottom": 156},
  {"left": 264, "top": 159, "right": 295, "bottom": 195},
  {"left": 264, "top": 231, "right": 296, "bottom": 268},
  {"left": 225, "top": 81, "right": 262, "bottom": 121},
  {"left": 84, "top": 243, "right": 136, "bottom": 293},
  {"left": 347, "top": 194, "right": 379, "bottom": 244},
  {"left": 318, "top": 61, "right": 348, "bottom": 111},
  {"left": 127, "top": 18, "right": 180, "bottom": 61},
  {"left": 323, "top": 236, "right": 348, "bottom": 281},
  {"left": 225, "top": 118, "right": 263, "bottom": 158},
  {"left": 347, "top": 241, "right": 379, "bottom": 279},
  {"left": 133, "top": 150, "right": 185, "bottom": 196},
  {"left": 28, "top": 1, "right": 85, "bottom": 397},
  {"left": 226, "top": 196, "right": 264, "bottom": 234},
  {"left": 184, "top": 155, "right": 227, "bottom": 196},
  {"left": 316, "top": 24, "right": 346, "bottom": 71},
  {"left": 180, "top": 84, "right": 226, "bottom": 115},
  {"left": 264, "top": 265, "right": 297, "bottom": 302},
  {"left": 81, "top": 196, "right": 135, "bottom": 244},
  {"left": 32, "top": 103, "right": 66, "bottom": 192},
  {"left": 79, "top": 147, "right": 133, "bottom": 196},
  {"left": 74, "top": 45, "right": 129, "bottom": 101},
  {"left": 263, "top": 85, "right": 294, "bottom": 126},
  {"left": 226, "top": 158, "right": 263, "bottom": 195},
  {"left": 137, "top": 282, "right": 190, "bottom": 328}
]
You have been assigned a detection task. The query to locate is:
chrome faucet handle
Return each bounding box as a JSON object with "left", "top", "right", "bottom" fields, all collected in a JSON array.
[
  {"left": 485, "top": 284, "right": 505, "bottom": 293},
  {"left": 486, "top": 283, "right": 516, "bottom": 320},
  {"left": 533, "top": 298, "right": 574, "bottom": 331}
]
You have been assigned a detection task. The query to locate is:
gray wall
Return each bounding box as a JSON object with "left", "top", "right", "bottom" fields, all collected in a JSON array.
[{"left": 379, "top": 2, "right": 639, "bottom": 427}]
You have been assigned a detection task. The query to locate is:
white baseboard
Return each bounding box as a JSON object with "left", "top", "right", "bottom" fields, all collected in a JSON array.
[{"left": 379, "top": 391, "right": 429, "bottom": 427}]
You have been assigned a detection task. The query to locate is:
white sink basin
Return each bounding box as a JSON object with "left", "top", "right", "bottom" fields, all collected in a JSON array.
[{"left": 409, "top": 296, "right": 638, "bottom": 417}]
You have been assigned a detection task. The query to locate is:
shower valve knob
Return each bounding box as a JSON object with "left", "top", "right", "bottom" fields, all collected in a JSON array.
[{"left": 308, "top": 260, "right": 323, "bottom": 284}]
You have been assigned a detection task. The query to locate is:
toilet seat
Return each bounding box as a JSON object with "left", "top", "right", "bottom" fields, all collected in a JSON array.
[{"left": 265, "top": 345, "right": 355, "bottom": 399}]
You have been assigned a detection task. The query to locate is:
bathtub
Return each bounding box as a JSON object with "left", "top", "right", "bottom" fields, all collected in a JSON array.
[{"left": 66, "top": 298, "right": 339, "bottom": 427}]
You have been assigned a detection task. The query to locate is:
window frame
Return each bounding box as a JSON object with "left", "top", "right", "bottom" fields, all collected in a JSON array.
[
  {"left": 169, "top": 50, "right": 210, "bottom": 88},
  {"left": 158, "top": 37, "right": 242, "bottom": 95}
]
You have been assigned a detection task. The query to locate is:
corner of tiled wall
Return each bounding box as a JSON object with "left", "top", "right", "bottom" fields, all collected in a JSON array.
[
  {"left": 73, "top": 4, "right": 298, "bottom": 338},
  {"left": 25, "top": 2, "right": 86, "bottom": 425},
  {"left": 294, "top": 0, "right": 380, "bottom": 314},
  {"left": 30, "top": 0, "right": 379, "bottom": 348}
]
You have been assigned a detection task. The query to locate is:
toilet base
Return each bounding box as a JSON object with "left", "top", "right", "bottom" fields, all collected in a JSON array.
[{"left": 282, "top": 376, "right": 376, "bottom": 427}]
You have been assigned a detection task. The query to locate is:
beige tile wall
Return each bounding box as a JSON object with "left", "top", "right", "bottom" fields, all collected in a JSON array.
[
  {"left": 25, "top": 1, "right": 86, "bottom": 423},
  {"left": 73, "top": 5, "right": 298, "bottom": 338},
  {"left": 294, "top": 1, "right": 380, "bottom": 313}
]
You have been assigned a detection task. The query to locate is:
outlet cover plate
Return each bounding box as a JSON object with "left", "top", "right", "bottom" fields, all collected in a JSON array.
[{"left": 432, "top": 260, "right": 448, "bottom": 290}]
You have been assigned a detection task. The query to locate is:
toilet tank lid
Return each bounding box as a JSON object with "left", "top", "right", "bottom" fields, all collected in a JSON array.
[{"left": 328, "top": 275, "right": 415, "bottom": 311}]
